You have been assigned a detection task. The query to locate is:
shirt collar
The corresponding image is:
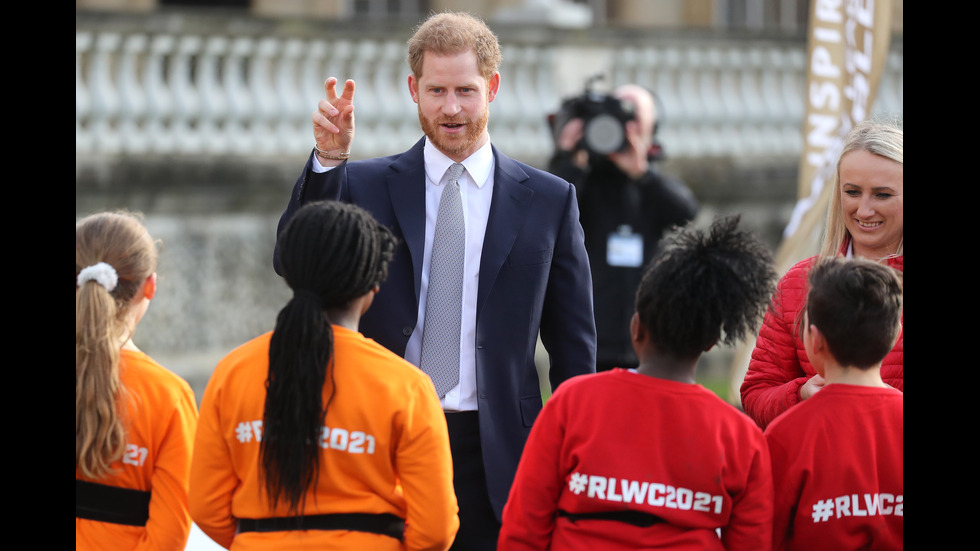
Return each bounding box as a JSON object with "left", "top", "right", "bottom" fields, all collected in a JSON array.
[{"left": 423, "top": 136, "right": 494, "bottom": 189}]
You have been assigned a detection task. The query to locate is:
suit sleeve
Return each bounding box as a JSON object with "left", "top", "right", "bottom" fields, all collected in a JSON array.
[
  {"left": 188, "top": 376, "right": 239, "bottom": 549},
  {"left": 740, "top": 266, "right": 811, "bottom": 429},
  {"left": 139, "top": 381, "right": 199, "bottom": 551},
  {"left": 546, "top": 152, "right": 588, "bottom": 192},
  {"left": 274, "top": 150, "right": 349, "bottom": 275},
  {"left": 538, "top": 181, "right": 597, "bottom": 389},
  {"left": 498, "top": 391, "right": 566, "bottom": 550}
]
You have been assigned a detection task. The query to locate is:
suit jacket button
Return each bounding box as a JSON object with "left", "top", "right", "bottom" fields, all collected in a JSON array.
[{"left": 402, "top": 326, "right": 413, "bottom": 337}]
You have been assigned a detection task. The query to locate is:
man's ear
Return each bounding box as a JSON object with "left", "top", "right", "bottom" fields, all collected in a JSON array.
[
  {"left": 487, "top": 72, "right": 500, "bottom": 103},
  {"left": 408, "top": 74, "right": 419, "bottom": 103},
  {"left": 143, "top": 273, "right": 157, "bottom": 301}
]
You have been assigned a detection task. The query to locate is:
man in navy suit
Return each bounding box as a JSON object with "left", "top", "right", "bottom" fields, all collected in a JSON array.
[{"left": 276, "top": 12, "right": 596, "bottom": 550}]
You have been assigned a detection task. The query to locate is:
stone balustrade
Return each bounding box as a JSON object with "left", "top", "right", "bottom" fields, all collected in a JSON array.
[{"left": 77, "top": 27, "right": 902, "bottom": 166}]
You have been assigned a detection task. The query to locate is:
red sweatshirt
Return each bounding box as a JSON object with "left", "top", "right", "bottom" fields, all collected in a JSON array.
[
  {"left": 765, "top": 383, "right": 903, "bottom": 551},
  {"left": 500, "top": 369, "right": 772, "bottom": 551}
]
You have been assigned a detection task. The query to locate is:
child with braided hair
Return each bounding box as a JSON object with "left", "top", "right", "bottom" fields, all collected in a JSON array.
[
  {"left": 76, "top": 211, "right": 199, "bottom": 550},
  {"left": 189, "top": 200, "right": 458, "bottom": 550},
  {"left": 499, "top": 215, "right": 778, "bottom": 551}
]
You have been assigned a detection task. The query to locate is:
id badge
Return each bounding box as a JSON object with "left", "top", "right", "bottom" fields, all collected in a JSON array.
[{"left": 607, "top": 226, "right": 643, "bottom": 268}]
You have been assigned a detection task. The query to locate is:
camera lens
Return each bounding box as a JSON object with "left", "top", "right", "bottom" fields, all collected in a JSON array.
[{"left": 584, "top": 114, "right": 626, "bottom": 155}]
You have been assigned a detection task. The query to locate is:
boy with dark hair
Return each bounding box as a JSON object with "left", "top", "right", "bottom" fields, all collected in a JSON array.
[{"left": 765, "top": 257, "right": 903, "bottom": 550}]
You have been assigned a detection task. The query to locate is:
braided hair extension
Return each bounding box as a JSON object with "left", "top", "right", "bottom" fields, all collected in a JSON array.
[{"left": 262, "top": 200, "right": 396, "bottom": 512}]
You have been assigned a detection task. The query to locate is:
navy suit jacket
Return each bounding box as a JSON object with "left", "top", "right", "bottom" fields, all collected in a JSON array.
[{"left": 275, "top": 138, "right": 596, "bottom": 518}]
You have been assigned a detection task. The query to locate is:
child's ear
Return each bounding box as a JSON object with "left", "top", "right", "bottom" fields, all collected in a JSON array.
[
  {"left": 359, "top": 285, "right": 380, "bottom": 315},
  {"left": 143, "top": 273, "right": 157, "bottom": 301},
  {"left": 807, "top": 323, "right": 830, "bottom": 376},
  {"left": 808, "top": 324, "right": 825, "bottom": 354},
  {"left": 629, "top": 312, "right": 643, "bottom": 344}
]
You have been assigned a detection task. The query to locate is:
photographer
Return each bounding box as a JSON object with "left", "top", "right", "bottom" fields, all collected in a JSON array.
[{"left": 549, "top": 83, "right": 699, "bottom": 372}]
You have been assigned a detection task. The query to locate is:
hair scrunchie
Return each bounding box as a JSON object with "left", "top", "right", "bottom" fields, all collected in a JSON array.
[{"left": 77, "top": 262, "right": 119, "bottom": 292}]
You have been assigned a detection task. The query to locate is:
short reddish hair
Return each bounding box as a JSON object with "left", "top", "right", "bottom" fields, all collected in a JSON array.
[{"left": 407, "top": 11, "right": 502, "bottom": 82}]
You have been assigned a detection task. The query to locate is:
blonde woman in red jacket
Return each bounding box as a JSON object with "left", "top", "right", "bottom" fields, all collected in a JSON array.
[{"left": 741, "top": 120, "right": 903, "bottom": 429}]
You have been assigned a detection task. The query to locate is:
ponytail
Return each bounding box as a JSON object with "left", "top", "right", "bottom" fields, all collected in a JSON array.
[
  {"left": 261, "top": 201, "right": 395, "bottom": 512},
  {"left": 76, "top": 212, "right": 157, "bottom": 478}
]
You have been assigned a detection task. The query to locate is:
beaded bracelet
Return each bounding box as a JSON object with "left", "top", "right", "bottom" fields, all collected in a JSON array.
[{"left": 314, "top": 144, "right": 350, "bottom": 160}]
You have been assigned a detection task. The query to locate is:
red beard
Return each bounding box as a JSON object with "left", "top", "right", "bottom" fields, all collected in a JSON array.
[{"left": 418, "top": 105, "right": 489, "bottom": 158}]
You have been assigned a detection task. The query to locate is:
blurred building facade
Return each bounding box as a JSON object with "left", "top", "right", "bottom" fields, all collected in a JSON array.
[
  {"left": 78, "top": 0, "right": 903, "bottom": 33},
  {"left": 76, "top": 0, "right": 903, "bottom": 400},
  {"left": 77, "top": 0, "right": 903, "bottom": 165}
]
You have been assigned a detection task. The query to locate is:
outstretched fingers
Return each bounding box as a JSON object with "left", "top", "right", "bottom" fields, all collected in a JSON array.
[
  {"left": 324, "top": 76, "right": 339, "bottom": 101},
  {"left": 313, "top": 77, "right": 356, "bottom": 153},
  {"left": 339, "top": 78, "right": 356, "bottom": 102},
  {"left": 324, "top": 77, "right": 356, "bottom": 102}
]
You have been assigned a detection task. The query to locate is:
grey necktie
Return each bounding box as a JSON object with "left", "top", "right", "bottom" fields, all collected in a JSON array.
[{"left": 420, "top": 162, "right": 466, "bottom": 397}]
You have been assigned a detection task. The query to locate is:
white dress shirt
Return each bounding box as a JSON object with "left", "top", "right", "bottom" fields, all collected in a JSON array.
[{"left": 312, "top": 137, "right": 495, "bottom": 411}]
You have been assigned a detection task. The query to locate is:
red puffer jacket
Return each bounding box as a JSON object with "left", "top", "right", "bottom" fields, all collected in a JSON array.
[{"left": 740, "top": 251, "right": 903, "bottom": 429}]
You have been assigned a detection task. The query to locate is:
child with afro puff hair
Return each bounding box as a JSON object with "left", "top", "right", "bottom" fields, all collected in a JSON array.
[{"left": 499, "top": 215, "right": 778, "bottom": 551}]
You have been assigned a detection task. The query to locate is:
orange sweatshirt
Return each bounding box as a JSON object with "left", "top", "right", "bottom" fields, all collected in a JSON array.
[
  {"left": 189, "top": 326, "right": 458, "bottom": 551},
  {"left": 76, "top": 349, "right": 199, "bottom": 551}
]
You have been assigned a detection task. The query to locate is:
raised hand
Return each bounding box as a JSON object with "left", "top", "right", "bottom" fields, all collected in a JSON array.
[
  {"left": 557, "top": 118, "right": 584, "bottom": 152},
  {"left": 312, "top": 77, "right": 356, "bottom": 162},
  {"left": 608, "top": 119, "right": 649, "bottom": 179},
  {"left": 556, "top": 118, "right": 589, "bottom": 169}
]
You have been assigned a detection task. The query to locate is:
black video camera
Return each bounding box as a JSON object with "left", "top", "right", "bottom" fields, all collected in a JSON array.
[{"left": 549, "top": 74, "right": 637, "bottom": 158}]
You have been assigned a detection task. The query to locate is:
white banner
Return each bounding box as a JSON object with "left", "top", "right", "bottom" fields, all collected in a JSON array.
[{"left": 776, "top": 0, "right": 894, "bottom": 272}]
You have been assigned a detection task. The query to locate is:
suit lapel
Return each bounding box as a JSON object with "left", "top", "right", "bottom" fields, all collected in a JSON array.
[
  {"left": 478, "top": 147, "right": 534, "bottom": 318},
  {"left": 387, "top": 138, "right": 428, "bottom": 301}
]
